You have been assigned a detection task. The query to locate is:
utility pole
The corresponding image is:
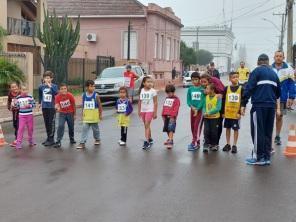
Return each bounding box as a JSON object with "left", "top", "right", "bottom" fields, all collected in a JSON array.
[
  {"left": 196, "top": 26, "right": 199, "bottom": 51},
  {"left": 286, "top": 0, "right": 294, "bottom": 63},
  {"left": 273, "top": 12, "right": 286, "bottom": 51},
  {"left": 127, "top": 20, "right": 131, "bottom": 61}
]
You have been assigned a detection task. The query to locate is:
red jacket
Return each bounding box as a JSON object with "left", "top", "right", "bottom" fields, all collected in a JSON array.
[
  {"left": 162, "top": 96, "right": 181, "bottom": 118},
  {"left": 55, "top": 92, "right": 76, "bottom": 113},
  {"left": 210, "top": 77, "right": 225, "bottom": 94}
]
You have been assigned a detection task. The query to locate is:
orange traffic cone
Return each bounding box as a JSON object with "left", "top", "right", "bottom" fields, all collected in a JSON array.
[
  {"left": 0, "top": 124, "right": 7, "bottom": 147},
  {"left": 283, "top": 124, "right": 296, "bottom": 157}
]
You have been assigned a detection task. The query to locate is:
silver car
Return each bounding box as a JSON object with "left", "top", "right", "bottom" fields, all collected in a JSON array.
[{"left": 94, "top": 66, "right": 145, "bottom": 101}]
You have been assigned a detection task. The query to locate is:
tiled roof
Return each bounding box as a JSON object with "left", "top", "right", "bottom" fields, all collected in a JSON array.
[{"left": 47, "top": 0, "right": 146, "bottom": 16}]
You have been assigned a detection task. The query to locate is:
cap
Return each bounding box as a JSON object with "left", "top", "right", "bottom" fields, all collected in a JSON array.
[{"left": 258, "top": 54, "right": 269, "bottom": 61}]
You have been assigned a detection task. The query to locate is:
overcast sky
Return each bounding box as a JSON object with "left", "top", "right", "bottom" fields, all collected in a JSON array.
[{"left": 141, "top": 0, "right": 290, "bottom": 68}]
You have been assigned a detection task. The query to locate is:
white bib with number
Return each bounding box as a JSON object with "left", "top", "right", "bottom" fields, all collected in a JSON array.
[
  {"left": 124, "top": 77, "right": 131, "bottom": 87},
  {"left": 164, "top": 98, "right": 174, "bottom": 107},
  {"left": 84, "top": 101, "right": 95, "bottom": 110},
  {"left": 43, "top": 94, "right": 52, "bottom": 102},
  {"left": 60, "top": 99, "right": 71, "bottom": 109},
  {"left": 228, "top": 93, "right": 240, "bottom": 103},
  {"left": 118, "top": 103, "right": 127, "bottom": 113},
  {"left": 19, "top": 98, "right": 29, "bottom": 108},
  {"left": 140, "top": 92, "right": 152, "bottom": 101},
  {"left": 191, "top": 92, "right": 201, "bottom": 101}
]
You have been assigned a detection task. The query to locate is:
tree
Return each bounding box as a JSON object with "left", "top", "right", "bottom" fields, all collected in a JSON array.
[
  {"left": 196, "top": 49, "right": 213, "bottom": 65},
  {"left": 33, "top": 8, "right": 80, "bottom": 84},
  {"left": 180, "top": 41, "right": 197, "bottom": 67}
]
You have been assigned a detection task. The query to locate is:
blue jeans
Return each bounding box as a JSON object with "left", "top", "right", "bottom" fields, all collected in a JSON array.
[
  {"left": 56, "top": 113, "right": 75, "bottom": 142},
  {"left": 80, "top": 123, "right": 100, "bottom": 144}
]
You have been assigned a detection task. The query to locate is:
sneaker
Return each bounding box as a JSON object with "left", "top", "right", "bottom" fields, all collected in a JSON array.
[
  {"left": 70, "top": 140, "right": 77, "bottom": 144},
  {"left": 142, "top": 141, "right": 151, "bottom": 150},
  {"left": 203, "top": 146, "right": 209, "bottom": 153},
  {"left": 211, "top": 145, "right": 219, "bottom": 152},
  {"left": 166, "top": 140, "right": 174, "bottom": 149},
  {"left": 43, "top": 141, "right": 55, "bottom": 147},
  {"left": 10, "top": 140, "right": 17, "bottom": 147},
  {"left": 94, "top": 140, "right": 101, "bottom": 145},
  {"left": 245, "top": 158, "right": 266, "bottom": 166},
  {"left": 231, "top": 145, "right": 238, "bottom": 154},
  {"left": 223, "top": 144, "right": 231, "bottom": 152},
  {"left": 149, "top": 138, "right": 154, "bottom": 145},
  {"left": 188, "top": 143, "right": 197, "bottom": 151},
  {"left": 271, "top": 148, "right": 275, "bottom": 155},
  {"left": 29, "top": 143, "right": 37, "bottom": 147},
  {"left": 76, "top": 143, "right": 86, "bottom": 149},
  {"left": 119, "top": 141, "right": 126, "bottom": 146},
  {"left": 54, "top": 142, "right": 61, "bottom": 148},
  {"left": 164, "top": 139, "right": 170, "bottom": 145},
  {"left": 265, "top": 159, "right": 271, "bottom": 165},
  {"left": 274, "top": 136, "right": 282, "bottom": 146}
]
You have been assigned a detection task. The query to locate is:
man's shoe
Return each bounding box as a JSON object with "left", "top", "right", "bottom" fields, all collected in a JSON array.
[
  {"left": 231, "top": 145, "right": 238, "bottom": 154},
  {"left": 223, "top": 144, "right": 231, "bottom": 152},
  {"left": 44, "top": 141, "right": 55, "bottom": 146},
  {"left": 54, "top": 142, "right": 61, "bottom": 148}
]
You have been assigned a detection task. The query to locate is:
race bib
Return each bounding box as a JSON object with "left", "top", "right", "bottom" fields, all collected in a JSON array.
[
  {"left": 84, "top": 101, "right": 95, "bottom": 110},
  {"left": 43, "top": 93, "right": 52, "bottom": 102},
  {"left": 191, "top": 92, "right": 201, "bottom": 101},
  {"left": 60, "top": 99, "right": 71, "bottom": 109},
  {"left": 18, "top": 98, "right": 29, "bottom": 108},
  {"left": 164, "top": 98, "right": 174, "bottom": 107},
  {"left": 228, "top": 93, "right": 240, "bottom": 103},
  {"left": 140, "top": 92, "right": 152, "bottom": 101},
  {"left": 118, "top": 103, "right": 127, "bottom": 113},
  {"left": 124, "top": 77, "right": 131, "bottom": 87}
]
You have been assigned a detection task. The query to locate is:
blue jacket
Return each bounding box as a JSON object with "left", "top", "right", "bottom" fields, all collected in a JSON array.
[
  {"left": 115, "top": 98, "right": 133, "bottom": 115},
  {"left": 38, "top": 84, "right": 58, "bottom": 109},
  {"left": 242, "top": 65, "right": 281, "bottom": 108},
  {"left": 272, "top": 62, "right": 295, "bottom": 102}
]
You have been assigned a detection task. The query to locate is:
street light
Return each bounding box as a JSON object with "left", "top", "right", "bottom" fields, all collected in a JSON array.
[{"left": 262, "top": 18, "right": 284, "bottom": 50}]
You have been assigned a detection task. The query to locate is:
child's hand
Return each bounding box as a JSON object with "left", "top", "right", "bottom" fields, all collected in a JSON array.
[
  {"left": 193, "top": 109, "right": 198, "bottom": 117},
  {"left": 241, "top": 107, "right": 246, "bottom": 116},
  {"left": 236, "top": 114, "right": 241, "bottom": 119},
  {"left": 153, "top": 112, "right": 157, "bottom": 119},
  {"left": 99, "top": 113, "right": 103, "bottom": 120},
  {"left": 222, "top": 114, "right": 225, "bottom": 118},
  {"left": 217, "top": 94, "right": 223, "bottom": 99},
  {"left": 276, "top": 108, "right": 281, "bottom": 117},
  {"left": 138, "top": 112, "right": 141, "bottom": 118}
]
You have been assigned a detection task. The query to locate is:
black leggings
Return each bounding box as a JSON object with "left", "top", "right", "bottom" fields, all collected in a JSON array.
[
  {"left": 121, "top": 127, "right": 128, "bottom": 142},
  {"left": 42, "top": 108, "right": 56, "bottom": 142}
]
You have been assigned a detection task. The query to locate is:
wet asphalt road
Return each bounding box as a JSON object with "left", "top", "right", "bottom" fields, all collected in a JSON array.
[{"left": 0, "top": 87, "right": 296, "bottom": 222}]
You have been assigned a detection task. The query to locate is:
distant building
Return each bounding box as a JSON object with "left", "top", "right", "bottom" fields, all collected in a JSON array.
[
  {"left": 48, "top": 0, "right": 183, "bottom": 80},
  {"left": 181, "top": 26, "right": 235, "bottom": 73}
]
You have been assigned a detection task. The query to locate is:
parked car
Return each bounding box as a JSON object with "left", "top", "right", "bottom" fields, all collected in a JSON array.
[
  {"left": 183, "top": 71, "right": 194, "bottom": 87},
  {"left": 94, "top": 65, "right": 145, "bottom": 102}
]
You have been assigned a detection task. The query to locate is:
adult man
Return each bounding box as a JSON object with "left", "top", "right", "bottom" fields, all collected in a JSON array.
[
  {"left": 272, "top": 51, "right": 295, "bottom": 145},
  {"left": 241, "top": 54, "right": 281, "bottom": 166},
  {"left": 123, "top": 65, "right": 139, "bottom": 101},
  {"left": 208, "top": 62, "right": 220, "bottom": 79},
  {"left": 172, "top": 67, "right": 177, "bottom": 80},
  {"left": 236, "top": 61, "right": 250, "bottom": 85}
]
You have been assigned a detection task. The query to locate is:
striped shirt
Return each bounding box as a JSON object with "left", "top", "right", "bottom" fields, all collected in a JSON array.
[{"left": 16, "top": 94, "right": 36, "bottom": 115}]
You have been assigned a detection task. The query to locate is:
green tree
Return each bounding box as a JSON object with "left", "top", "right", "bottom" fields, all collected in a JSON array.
[
  {"left": 33, "top": 8, "right": 80, "bottom": 84},
  {"left": 180, "top": 41, "right": 197, "bottom": 67},
  {"left": 196, "top": 49, "right": 213, "bottom": 65}
]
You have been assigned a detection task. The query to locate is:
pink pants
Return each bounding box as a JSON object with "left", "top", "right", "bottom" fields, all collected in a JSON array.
[{"left": 16, "top": 114, "right": 34, "bottom": 148}]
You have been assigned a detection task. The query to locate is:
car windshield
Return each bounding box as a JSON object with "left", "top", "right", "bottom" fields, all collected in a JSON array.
[{"left": 100, "top": 68, "right": 125, "bottom": 78}]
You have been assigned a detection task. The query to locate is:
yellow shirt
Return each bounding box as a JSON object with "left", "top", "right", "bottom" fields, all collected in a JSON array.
[
  {"left": 224, "top": 86, "right": 242, "bottom": 119},
  {"left": 237, "top": 67, "right": 250, "bottom": 83},
  {"left": 205, "top": 95, "right": 220, "bottom": 119}
]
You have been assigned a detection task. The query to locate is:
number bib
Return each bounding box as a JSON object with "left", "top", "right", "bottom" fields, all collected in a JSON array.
[
  {"left": 228, "top": 93, "right": 240, "bottom": 103},
  {"left": 191, "top": 92, "right": 201, "bottom": 101},
  {"left": 60, "top": 99, "right": 71, "bottom": 109},
  {"left": 19, "top": 98, "right": 29, "bottom": 108},
  {"left": 140, "top": 92, "right": 152, "bottom": 104},
  {"left": 124, "top": 77, "right": 131, "bottom": 87},
  {"left": 43, "top": 94, "right": 52, "bottom": 102},
  {"left": 118, "top": 103, "right": 127, "bottom": 113},
  {"left": 84, "top": 101, "right": 95, "bottom": 110},
  {"left": 164, "top": 98, "right": 174, "bottom": 107}
]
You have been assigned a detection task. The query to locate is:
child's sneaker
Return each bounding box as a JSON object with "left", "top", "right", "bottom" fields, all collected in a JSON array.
[
  {"left": 142, "top": 141, "right": 151, "bottom": 150},
  {"left": 274, "top": 136, "right": 281, "bottom": 145},
  {"left": 10, "top": 140, "right": 17, "bottom": 147},
  {"left": 76, "top": 143, "right": 86, "bottom": 149},
  {"left": 149, "top": 138, "right": 154, "bottom": 145},
  {"left": 270, "top": 148, "right": 275, "bottom": 155},
  {"left": 231, "top": 145, "right": 237, "bottom": 154},
  {"left": 166, "top": 140, "right": 174, "bottom": 149},
  {"left": 245, "top": 157, "right": 266, "bottom": 166},
  {"left": 54, "top": 142, "right": 61, "bottom": 148},
  {"left": 164, "top": 139, "right": 170, "bottom": 145},
  {"left": 203, "top": 146, "right": 209, "bottom": 153},
  {"left": 119, "top": 141, "right": 126, "bottom": 146},
  {"left": 70, "top": 140, "right": 77, "bottom": 144},
  {"left": 210, "top": 145, "right": 219, "bottom": 152},
  {"left": 265, "top": 159, "right": 271, "bottom": 165},
  {"left": 188, "top": 143, "right": 197, "bottom": 151},
  {"left": 222, "top": 144, "right": 231, "bottom": 152},
  {"left": 94, "top": 140, "right": 101, "bottom": 145}
]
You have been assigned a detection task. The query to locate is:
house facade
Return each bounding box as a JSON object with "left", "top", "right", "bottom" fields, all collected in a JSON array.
[{"left": 47, "top": 0, "right": 183, "bottom": 80}]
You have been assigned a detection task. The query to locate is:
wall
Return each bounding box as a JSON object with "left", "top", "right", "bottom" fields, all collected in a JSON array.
[
  {"left": 0, "top": 0, "right": 7, "bottom": 29},
  {"left": 7, "top": 0, "right": 22, "bottom": 19}
]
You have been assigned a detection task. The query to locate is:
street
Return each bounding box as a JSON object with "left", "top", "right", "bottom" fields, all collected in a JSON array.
[{"left": 0, "top": 87, "right": 296, "bottom": 222}]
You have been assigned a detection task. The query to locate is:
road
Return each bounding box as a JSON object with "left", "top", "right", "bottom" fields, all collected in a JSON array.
[{"left": 0, "top": 87, "right": 296, "bottom": 222}]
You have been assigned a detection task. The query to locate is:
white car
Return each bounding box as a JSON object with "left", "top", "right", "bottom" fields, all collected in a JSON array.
[{"left": 183, "top": 71, "right": 195, "bottom": 88}]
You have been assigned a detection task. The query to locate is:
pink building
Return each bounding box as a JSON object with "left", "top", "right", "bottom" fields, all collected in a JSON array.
[{"left": 48, "top": 0, "right": 183, "bottom": 80}]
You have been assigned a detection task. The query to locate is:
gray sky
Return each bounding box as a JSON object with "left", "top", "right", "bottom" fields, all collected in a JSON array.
[{"left": 141, "top": 0, "right": 290, "bottom": 68}]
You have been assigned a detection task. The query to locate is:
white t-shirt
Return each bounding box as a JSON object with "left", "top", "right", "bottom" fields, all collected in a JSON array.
[{"left": 140, "top": 88, "right": 157, "bottom": 112}]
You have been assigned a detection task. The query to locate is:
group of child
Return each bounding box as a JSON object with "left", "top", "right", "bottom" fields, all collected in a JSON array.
[{"left": 7, "top": 68, "right": 243, "bottom": 153}]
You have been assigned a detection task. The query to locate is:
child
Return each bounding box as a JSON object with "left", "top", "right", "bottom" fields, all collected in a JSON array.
[
  {"left": 15, "top": 85, "right": 36, "bottom": 149},
  {"left": 116, "top": 87, "right": 133, "bottom": 146},
  {"left": 124, "top": 65, "right": 139, "bottom": 101},
  {"left": 203, "top": 84, "right": 222, "bottom": 153},
  {"left": 7, "top": 82, "right": 20, "bottom": 147},
  {"left": 162, "top": 84, "right": 180, "bottom": 149},
  {"left": 222, "top": 72, "right": 243, "bottom": 153},
  {"left": 54, "top": 83, "right": 76, "bottom": 148},
  {"left": 38, "top": 71, "right": 58, "bottom": 147},
  {"left": 77, "top": 80, "right": 103, "bottom": 149},
  {"left": 138, "top": 76, "right": 158, "bottom": 150},
  {"left": 186, "top": 72, "right": 205, "bottom": 151}
]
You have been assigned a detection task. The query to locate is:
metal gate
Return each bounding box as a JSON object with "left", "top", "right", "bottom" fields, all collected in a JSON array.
[{"left": 96, "top": 56, "right": 115, "bottom": 76}]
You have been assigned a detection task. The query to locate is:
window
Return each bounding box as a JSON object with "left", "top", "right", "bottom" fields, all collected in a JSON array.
[
  {"left": 123, "top": 31, "right": 137, "bottom": 59},
  {"left": 154, "top": 33, "right": 159, "bottom": 59},
  {"left": 166, "top": 37, "right": 171, "bottom": 60},
  {"left": 159, "top": 35, "right": 164, "bottom": 59}
]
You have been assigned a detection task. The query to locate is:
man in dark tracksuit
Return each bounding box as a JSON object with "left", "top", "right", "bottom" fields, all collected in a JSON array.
[{"left": 241, "top": 54, "right": 281, "bottom": 166}]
